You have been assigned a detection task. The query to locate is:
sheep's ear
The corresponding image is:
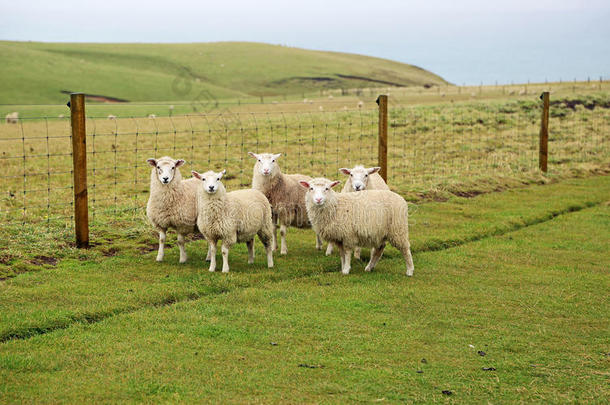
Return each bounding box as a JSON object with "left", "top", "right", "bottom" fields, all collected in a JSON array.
[
  {"left": 329, "top": 181, "right": 341, "bottom": 189},
  {"left": 299, "top": 180, "right": 310, "bottom": 189},
  {"left": 146, "top": 158, "right": 157, "bottom": 167},
  {"left": 339, "top": 168, "right": 351, "bottom": 175},
  {"left": 248, "top": 152, "right": 258, "bottom": 159},
  {"left": 191, "top": 171, "right": 202, "bottom": 180},
  {"left": 273, "top": 153, "right": 282, "bottom": 160},
  {"left": 367, "top": 167, "right": 381, "bottom": 174},
  {"left": 218, "top": 169, "right": 226, "bottom": 179},
  {"left": 175, "top": 159, "right": 185, "bottom": 167}
]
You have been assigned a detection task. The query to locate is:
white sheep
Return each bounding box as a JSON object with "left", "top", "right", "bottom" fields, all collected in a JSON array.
[
  {"left": 248, "top": 152, "right": 323, "bottom": 255},
  {"left": 148, "top": 114, "right": 157, "bottom": 119},
  {"left": 146, "top": 156, "right": 203, "bottom": 263},
  {"left": 5, "top": 112, "right": 18, "bottom": 124},
  {"left": 107, "top": 115, "right": 117, "bottom": 120},
  {"left": 300, "top": 178, "right": 414, "bottom": 276},
  {"left": 192, "top": 169, "right": 274, "bottom": 273},
  {"left": 325, "top": 165, "right": 389, "bottom": 258}
]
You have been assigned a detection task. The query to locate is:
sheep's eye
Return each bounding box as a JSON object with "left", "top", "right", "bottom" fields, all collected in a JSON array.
[
  {"left": 172, "top": 166, "right": 175, "bottom": 170},
  {"left": 216, "top": 177, "right": 219, "bottom": 181},
  {"left": 202, "top": 178, "right": 205, "bottom": 181},
  {"left": 365, "top": 174, "right": 368, "bottom": 177},
  {"left": 309, "top": 187, "right": 313, "bottom": 191},
  {"left": 272, "top": 159, "right": 275, "bottom": 162},
  {"left": 258, "top": 159, "right": 261, "bottom": 162},
  {"left": 325, "top": 187, "right": 329, "bottom": 191}
]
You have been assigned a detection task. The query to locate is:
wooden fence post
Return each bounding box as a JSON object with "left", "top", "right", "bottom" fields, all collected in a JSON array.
[
  {"left": 69, "top": 93, "right": 89, "bottom": 248},
  {"left": 539, "top": 92, "right": 550, "bottom": 173},
  {"left": 376, "top": 94, "right": 388, "bottom": 182}
]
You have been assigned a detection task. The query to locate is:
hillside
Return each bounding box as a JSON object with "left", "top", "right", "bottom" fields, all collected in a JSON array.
[{"left": 0, "top": 41, "right": 446, "bottom": 104}]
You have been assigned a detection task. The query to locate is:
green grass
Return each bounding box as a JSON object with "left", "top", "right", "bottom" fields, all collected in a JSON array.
[
  {"left": 0, "top": 176, "right": 608, "bottom": 402},
  {"left": 0, "top": 41, "right": 446, "bottom": 104}
]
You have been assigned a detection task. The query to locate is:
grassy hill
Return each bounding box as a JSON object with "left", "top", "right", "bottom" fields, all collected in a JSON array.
[{"left": 0, "top": 41, "right": 446, "bottom": 104}]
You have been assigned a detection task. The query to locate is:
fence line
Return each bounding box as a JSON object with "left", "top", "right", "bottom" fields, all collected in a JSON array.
[{"left": 1, "top": 94, "right": 608, "bottom": 246}]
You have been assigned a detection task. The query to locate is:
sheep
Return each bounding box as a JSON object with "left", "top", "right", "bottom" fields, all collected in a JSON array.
[
  {"left": 300, "top": 178, "right": 414, "bottom": 276},
  {"left": 5, "top": 112, "right": 18, "bottom": 124},
  {"left": 148, "top": 114, "right": 157, "bottom": 119},
  {"left": 146, "top": 156, "right": 203, "bottom": 263},
  {"left": 192, "top": 169, "right": 274, "bottom": 273},
  {"left": 107, "top": 115, "right": 117, "bottom": 120},
  {"left": 357, "top": 101, "right": 364, "bottom": 108},
  {"left": 248, "top": 152, "right": 323, "bottom": 255},
  {"left": 325, "top": 165, "right": 389, "bottom": 258}
]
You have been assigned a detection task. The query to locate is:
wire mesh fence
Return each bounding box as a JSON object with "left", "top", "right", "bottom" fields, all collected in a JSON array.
[{"left": 1, "top": 95, "right": 609, "bottom": 232}]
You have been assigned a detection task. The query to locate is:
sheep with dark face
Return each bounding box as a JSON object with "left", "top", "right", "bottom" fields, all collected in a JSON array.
[
  {"left": 325, "top": 165, "right": 389, "bottom": 258},
  {"left": 145, "top": 157, "right": 202, "bottom": 263},
  {"left": 301, "top": 178, "right": 414, "bottom": 276}
]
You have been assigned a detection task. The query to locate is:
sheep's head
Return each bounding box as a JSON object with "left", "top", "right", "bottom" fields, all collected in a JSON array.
[
  {"left": 248, "top": 152, "right": 281, "bottom": 177},
  {"left": 192, "top": 169, "right": 226, "bottom": 194},
  {"left": 339, "top": 165, "right": 380, "bottom": 191},
  {"left": 147, "top": 157, "right": 185, "bottom": 185},
  {"left": 299, "top": 178, "right": 340, "bottom": 206}
]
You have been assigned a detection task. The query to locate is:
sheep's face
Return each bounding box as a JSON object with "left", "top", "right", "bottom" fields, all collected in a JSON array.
[
  {"left": 300, "top": 178, "right": 341, "bottom": 206},
  {"left": 147, "top": 157, "right": 184, "bottom": 185},
  {"left": 192, "top": 170, "right": 225, "bottom": 194},
  {"left": 339, "top": 166, "right": 380, "bottom": 191},
  {"left": 249, "top": 152, "right": 281, "bottom": 177}
]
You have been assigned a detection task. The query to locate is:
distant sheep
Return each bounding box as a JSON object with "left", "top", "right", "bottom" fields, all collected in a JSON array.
[
  {"left": 249, "top": 152, "right": 322, "bottom": 255},
  {"left": 148, "top": 114, "right": 157, "bottom": 119},
  {"left": 5, "top": 112, "right": 18, "bottom": 124},
  {"left": 357, "top": 101, "right": 364, "bottom": 108},
  {"left": 146, "top": 156, "right": 202, "bottom": 263},
  {"left": 107, "top": 115, "right": 117, "bottom": 120},
  {"left": 192, "top": 169, "right": 274, "bottom": 273},
  {"left": 326, "top": 165, "right": 389, "bottom": 258},
  {"left": 301, "top": 178, "right": 414, "bottom": 276}
]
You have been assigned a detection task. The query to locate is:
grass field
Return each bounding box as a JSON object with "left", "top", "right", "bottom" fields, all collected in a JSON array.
[
  {"left": 0, "top": 41, "right": 447, "bottom": 105},
  {"left": 1, "top": 175, "right": 608, "bottom": 402}
]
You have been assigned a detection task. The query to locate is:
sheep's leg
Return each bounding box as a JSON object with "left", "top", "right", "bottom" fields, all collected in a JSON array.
[
  {"left": 402, "top": 244, "right": 415, "bottom": 277},
  {"left": 279, "top": 224, "right": 288, "bottom": 255},
  {"left": 177, "top": 233, "right": 187, "bottom": 263},
  {"left": 342, "top": 248, "right": 352, "bottom": 275},
  {"left": 315, "top": 233, "right": 323, "bottom": 250},
  {"left": 221, "top": 241, "right": 232, "bottom": 273},
  {"left": 205, "top": 242, "right": 213, "bottom": 262},
  {"left": 338, "top": 244, "right": 345, "bottom": 270},
  {"left": 246, "top": 239, "right": 255, "bottom": 264},
  {"left": 365, "top": 244, "right": 385, "bottom": 272},
  {"left": 257, "top": 228, "right": 274, "bottom": 269},
  {"left": 207, "top": 239, "right": 217, "bottom": 272},
  {"left": 354, "top": 246, "right": 361, "bottom": 260},
  {"left": 156, "top": 229, "right": 167, "bottom": 262},
  {"left": 271, "top": 213, "right": 278, "bottom": 251},
  {"left": 325, "top": 242, "right": 334, "bottom": 256}
]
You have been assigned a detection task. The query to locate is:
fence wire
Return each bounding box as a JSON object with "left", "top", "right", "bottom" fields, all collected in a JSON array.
[{"left": 1, "top": 97, "right": 608, "bottom": 229}]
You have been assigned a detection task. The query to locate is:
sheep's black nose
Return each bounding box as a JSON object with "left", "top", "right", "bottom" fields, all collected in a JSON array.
[
  {"left": 208, "top": 186, "right": 214, "bottom": 191},
  {"left": 163, "top": 177, "right": 169, "bottom": 182}
]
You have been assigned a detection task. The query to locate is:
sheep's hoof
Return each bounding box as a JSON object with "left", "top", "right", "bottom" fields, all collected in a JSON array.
[
  {"left": 364, "top": 266, "right": 372, "bottom": 272},
  {"left": 341, "top": 269, "right": 350, "bottom": 275},
  {"left": 208, "top": 267, "right": 215, "bottom": 272},
  {"left": 179, "top": 258, "right": 187, "bottom": 264},
  {"left": 156, "top": 257, "right": 163, "bottom": 262},
  {"left": 406, "top": 269, "right": 414, "bottom": 277},
  {"left": 222, "top": 269, "right": 229, "bottom": 273}
]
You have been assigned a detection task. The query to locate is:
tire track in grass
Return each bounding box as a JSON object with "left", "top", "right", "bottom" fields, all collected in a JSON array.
[
  {"left": 2, "top": 199, "right": 606, "bottom": 344},
  {"left": 414, "top": 200, "right": 602, "bottom": 253}
]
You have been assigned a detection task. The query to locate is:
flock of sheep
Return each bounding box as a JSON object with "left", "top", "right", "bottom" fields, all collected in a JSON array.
[{"left": 146, "top": 153, "right": 414, "bottom": 275}]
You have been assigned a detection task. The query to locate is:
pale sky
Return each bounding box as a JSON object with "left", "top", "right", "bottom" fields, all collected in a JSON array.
[{"left": 1, "top": 0, "right": 609, "bottom": 84}]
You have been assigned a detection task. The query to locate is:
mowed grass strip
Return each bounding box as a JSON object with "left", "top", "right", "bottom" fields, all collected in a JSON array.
[
  {"left": 0, "top": 200, "right": 607, "bottom": 402},
  {"left": 0, "top": 175, "right": 608, "bottom": 344}
]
